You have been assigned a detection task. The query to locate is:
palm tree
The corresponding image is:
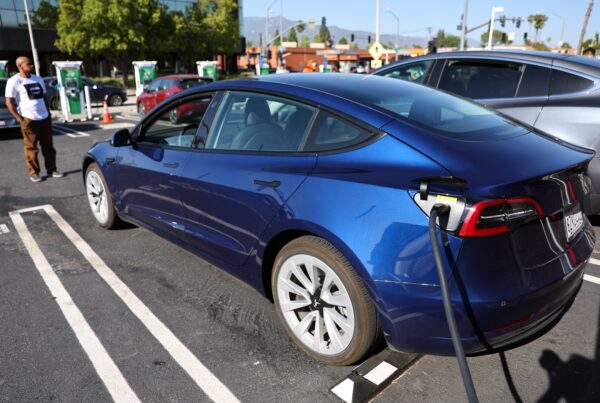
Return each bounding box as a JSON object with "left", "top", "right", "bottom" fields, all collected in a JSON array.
[
  {"left": 578, "top": 0, "right": 595, "bottom": 53},
  {"left": 527, "top": 13, "right": 549, "bottom": 43}
]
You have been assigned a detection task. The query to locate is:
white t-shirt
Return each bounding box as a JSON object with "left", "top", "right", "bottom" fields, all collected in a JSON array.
[{"left": 5, "top": 74, "right": 49, "bottom": 120}]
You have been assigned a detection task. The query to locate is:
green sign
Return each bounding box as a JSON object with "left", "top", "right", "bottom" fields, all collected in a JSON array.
[
  {"left": 139, "top": 65, "right": 156, "bottom": 87},
  {"left": 60, "top": 67, "right": 82, "bottom": 114},
  {"left": 202, "top": 65, "right": 217, "bottom": 81},
  {"left": 0, "top": 61, "right": 7, "bottom": 78}
]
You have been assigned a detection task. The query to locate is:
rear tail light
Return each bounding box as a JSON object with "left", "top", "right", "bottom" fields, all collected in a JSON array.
[{"left": 459, "top": 197, "right": 544, "bottom": 237}]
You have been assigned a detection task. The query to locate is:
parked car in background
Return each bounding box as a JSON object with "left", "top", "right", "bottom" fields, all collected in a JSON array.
[
  {"left": 83, "top": 73, "right": 594, "bottom": 365},
  {"left": 136, "top": 75, "right": 212, "bottom": 119},
  {"left": 373, "top": 51, "right": 600, "bottom": 213},
  {"left": 44, "top": 76, "right": 127, "bottom": 110},
  {"left": 0, "top": 78, "right": 19, "bottom": 130}
]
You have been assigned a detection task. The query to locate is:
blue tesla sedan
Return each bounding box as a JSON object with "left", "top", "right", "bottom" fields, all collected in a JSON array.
[{"left": 83, "top": 73, "right": 595, "bottom": 365}]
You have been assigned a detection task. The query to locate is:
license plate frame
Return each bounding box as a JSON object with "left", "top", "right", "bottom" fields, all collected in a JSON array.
[{"left": 564, "top": 204, "right": 584, "bottom": 242}]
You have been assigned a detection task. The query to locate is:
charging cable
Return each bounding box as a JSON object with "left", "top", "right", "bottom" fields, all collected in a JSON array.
[{"left": 429, "top": 203, "right": 479, "bottom": 403}]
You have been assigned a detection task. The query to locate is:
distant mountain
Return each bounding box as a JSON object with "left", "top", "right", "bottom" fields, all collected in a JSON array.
[{"left": 243, "top": 16, "right": 430, "bottom": 49}]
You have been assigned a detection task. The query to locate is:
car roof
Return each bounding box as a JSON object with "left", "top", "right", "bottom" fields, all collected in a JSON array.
[
  {"left": 158, "top": 74, "right": 200, "bottom": 80},
  {"left": 374, "top": 50, "right": 600, "bottom": 77}
]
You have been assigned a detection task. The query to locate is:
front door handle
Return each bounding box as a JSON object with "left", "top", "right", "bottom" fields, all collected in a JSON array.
[
  {"left": 163, "top": 162, "right": 179, "bottom": 168},
  {"left": 254, "top": 179, "right": 281, "bottom": 188}
]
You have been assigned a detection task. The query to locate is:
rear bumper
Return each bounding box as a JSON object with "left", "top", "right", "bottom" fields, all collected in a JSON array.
[{"left": 376, "top": 220, "right": 594, "bottom": 356}]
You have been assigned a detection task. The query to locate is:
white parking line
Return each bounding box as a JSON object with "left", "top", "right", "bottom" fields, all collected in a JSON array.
[
  {"left": 12, "top": 205, "right": 240, "bottom": 403},
  {"left": 589, "top": 257, "right": 600, "bottom": 266},
  {"left": 9, "top": 210, "right": 140, "bottom": 403},
  {"left": 53, "top": 124, "right": 90, "bottom": 138},
  {"left": 0, "top": 223, "right": 9, "bottom": 234},
  {"left": 584, "top": 274, "right": 600, "bottom": 285}
]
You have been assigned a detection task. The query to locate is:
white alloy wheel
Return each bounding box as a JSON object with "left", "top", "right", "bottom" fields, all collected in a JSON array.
[
  {"left": 276, "top": 253, "right": 356, "bottom": 356},
  {"left": 86, "top": 170, "right": 109, "bottom": 225}
]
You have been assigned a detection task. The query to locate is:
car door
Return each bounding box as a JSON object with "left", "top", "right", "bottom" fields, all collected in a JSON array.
[
  {"left": 155, "top": 79, "right": 172, "bottom": 105},
  {"left": 143, "top": 79, "right": 162, "bottom": 111},
  {"left": 436, "top": 58, "right": 550, "bottom": 126},
  {"left": 113, "top": 94, "right": 213, "bottom": 241},
  {"left": 177, "top": 90, "right": 318, "bottom": 267}
]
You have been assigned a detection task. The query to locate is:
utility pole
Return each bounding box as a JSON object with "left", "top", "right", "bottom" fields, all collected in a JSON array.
[
  {"left": 376, "top": 0, "right": 381, "bottom": 44},
  {"left": 23, "top": 0, "right": 40, "bottom": 76},
  {"left": 578, "top": 0, "right": 594, "bottom": 54},
  {"left": 487, "top": 6, "right": 504, "bottom": 50},
  {"left": 460, "top": 0, "right": 469, "bottom": 51}
]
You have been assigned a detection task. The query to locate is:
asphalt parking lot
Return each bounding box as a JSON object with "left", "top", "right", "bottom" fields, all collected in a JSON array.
[{"left": 1, "top": 107, "right": 599, "bottom": 402}]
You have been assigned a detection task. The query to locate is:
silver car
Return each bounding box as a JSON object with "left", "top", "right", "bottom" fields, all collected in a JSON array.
[
  {"left": 0, "top": 78, "right": 19, "bottom": 130},
  {"left": 373, "top": 50, "right": 600, "bottom": 213}
]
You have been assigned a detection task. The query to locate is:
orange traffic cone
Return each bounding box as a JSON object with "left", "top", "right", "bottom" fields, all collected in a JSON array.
[{"left": 101, "top": 99, "right": 113, "bottom": 124}]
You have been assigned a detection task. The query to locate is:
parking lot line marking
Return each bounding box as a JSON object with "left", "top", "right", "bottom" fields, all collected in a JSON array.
[
  {"left": 363, "top": 361, "right": 398, "bottom": 385},
  {"left": 584, "top": 274, "right": 600, "bottom": 285},
  {"left": 589, "top": 257, "right": 600, "bottom": 266},
  {"left": 53, "top": 124, "right": 90, "bottom": 138},
  {"left": 25, "top": 204, "right": 240, "bottom": 403},
  {"left": 9, "top": 210, "right": 141, "bottom": 403},
  {"left": 0, "top": 224, "right": 9, "bottom": 234}
]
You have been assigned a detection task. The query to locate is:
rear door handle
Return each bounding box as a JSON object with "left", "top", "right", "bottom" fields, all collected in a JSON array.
[
  {"left": 254, "top": 179, "right": 281, "bottom": 188},
  {"left": 163, "top": 162, "right": 179, "bottom": 168}
]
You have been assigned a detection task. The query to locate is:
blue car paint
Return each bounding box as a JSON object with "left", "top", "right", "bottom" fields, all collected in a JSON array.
[{"left": 83, "top": 73, "right": 595, "bottom": 356}]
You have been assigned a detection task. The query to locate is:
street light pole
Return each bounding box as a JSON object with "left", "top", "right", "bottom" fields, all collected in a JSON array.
[
  {"left": 265, "top": 0, "right": 278, "bottom": 57},
  {"left": 460, "top": 0, "right": 469, "bottom": 51},
  {"left": 386, "top": 8, "right": 399, "bottom": 61},
  {"left": 23, "top": 0, "right": 40, "bottom": 76},
  {"left": 546, "top": 11, "right": 566, "bottom": 47},
  {"left": 487, "top": 6, "right": 504, "bottom": 50},
  {"left": 376, "top": 0, "right": 380, "bottom": 44}
]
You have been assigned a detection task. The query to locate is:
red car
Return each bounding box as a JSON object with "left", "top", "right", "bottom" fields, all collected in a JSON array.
[{"left": 136, "top": 75, "right": 212, "bottom": 122}]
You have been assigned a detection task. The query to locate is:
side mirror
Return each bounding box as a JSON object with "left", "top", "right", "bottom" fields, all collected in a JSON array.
[{"left": 111, "top": 128, "right": 130, "bottom": 147}]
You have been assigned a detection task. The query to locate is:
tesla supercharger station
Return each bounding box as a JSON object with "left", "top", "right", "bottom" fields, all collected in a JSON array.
[
  {"left": 197, "top": 61, "right": 217, "bottom": 81},
  {"left": 256, "top": 55, "right": 270, "bottom": 76},
  {"left": 133, "top": 61, "right": 157, "bottom": 97},
  {"left": 53, "top": 61, "right": 92, "bottom": 122},
  {"left": 0, "top": 61, "right": 7, "bottom": 78}
]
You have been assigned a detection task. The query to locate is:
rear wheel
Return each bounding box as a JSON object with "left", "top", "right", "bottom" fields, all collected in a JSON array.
[
  {"left": 50, "top": 97, "right": 60, "bottom": 110},
  {"left": 169, "top": 108, "right": 179, "bottom": 124},
  {"left": 108, "top": 94, "right": 123, "bottom": 106},
  {"left": 272, "top": 236, "right": 380, "bottom": 365},
  {"left": 85, "top": 163, "right": 121, "bottom": 229}
]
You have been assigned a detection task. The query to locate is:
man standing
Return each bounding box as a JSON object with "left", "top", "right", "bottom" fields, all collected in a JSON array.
[{"left": 5, "top": 56, "right": 62, "bottom": 182}]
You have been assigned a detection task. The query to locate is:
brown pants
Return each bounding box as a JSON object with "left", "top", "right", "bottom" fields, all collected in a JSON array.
[{"left": 20, "top": 116, "right": 56, "bottom": 177}]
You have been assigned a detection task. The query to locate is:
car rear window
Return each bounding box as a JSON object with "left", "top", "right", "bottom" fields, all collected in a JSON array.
[
  {"left": 550, "top": 70, "right": 594, "bottom": 95},
  {"left": 180, "top": 79, "right": 207, "bottom": 89},
  {"left": 345, "top": 77, "right": 527, "bottom": 141}
]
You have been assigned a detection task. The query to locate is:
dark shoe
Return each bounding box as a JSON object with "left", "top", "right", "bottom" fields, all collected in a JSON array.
[
  {"left": 50, "top": 170, "right": 64, "bottom": 178},
  {"left": 30, "top": 174, "right": 42, "bottom": 183}
]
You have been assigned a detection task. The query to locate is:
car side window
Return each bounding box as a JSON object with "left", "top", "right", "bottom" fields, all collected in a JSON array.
[
  {"left": 303, "top": 111, "right": 373, "bottom": 152},
  {"left": 205, "top": 91, "right": 316, "bottom": 152},
  {"left": 549, "top": 70, "right": 594, "bottom": 95},
  {"left": 380, "top": 60, "right": 434, "bottom": 84},
  {"left": 137, "top": 96, "right": 212, "bottom": 148},
  {"left": 516, "top": 64, "right": 551, "bottom": 97},
  {"left": 438, "top": 60, "right": 523, "bottom": 99},
  {"left": 147, "top": 79, "right": 162, "bottom": 92}
]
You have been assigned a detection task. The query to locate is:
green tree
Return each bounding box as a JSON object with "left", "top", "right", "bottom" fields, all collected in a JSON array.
[
  {"left": 481, "top": 30, "right": 505, "bottom": 46},
  {"left": 527, "top": 13, "right": 549, "bottom": 43},
  {"left": 286, "top": 26, "right": 298, "bottom": 43},
  {"left": 436, "top": 29, "right": 460, "bottom": 48},
  {"left": 56, "top": 0, "right": 173, "bottom": 87},
  {"left": 32, "top": 0, "right": 59, "bottom": 28},
  {"left": 273, "top": 30, "right": 281, "bottom": 46},
  {"left": 299, "top": 34, "right": 310, "bottom": 48},
  {"left": 319, "top": 16, "right": 332, "bottom": 46},
  {"left": 561, "top": 42, "right": 572, "bottom": 49},
  {"left": 338, "top": 37, "right": 348, "bottom": 45},
  {"left": 312, "top": 33, "right": 323, "bottom": 43}
]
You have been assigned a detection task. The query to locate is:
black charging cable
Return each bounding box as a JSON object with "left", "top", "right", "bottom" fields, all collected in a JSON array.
[{"left": 429, "top": 203, "right": 479, "bottom": 403}]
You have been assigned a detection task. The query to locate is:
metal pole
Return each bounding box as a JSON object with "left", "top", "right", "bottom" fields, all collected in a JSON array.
[
  {"left": 386, "top": 8, "right": 400, "bottom": 61},
  {"left": 279, "top": 0, "right": 283, "bottom": 44},
  {"left": 487, "top": 9, "right": 495, "bottom": 49},
  {"left": 460, "top": 0, "right": 469, "bottom": 51},
  {"left": 376, "top": 0, "right": 380, "bottom": 44},
  {"left": 23, "top": 0, "right": 40, "bottom": 76}
]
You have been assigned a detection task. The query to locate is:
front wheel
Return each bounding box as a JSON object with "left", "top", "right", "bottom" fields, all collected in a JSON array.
[
  {"left": 272, "top": 236, "right": 380, "bottom": 365},
  {"left": 108, "top": 94, "right": 123, "bottom": 106},
  {"left": 137, "top": 102, "right": 145, "bottom": 117},
  {"left": 85, "top": 163, "right": 121, "bottom": 229}
]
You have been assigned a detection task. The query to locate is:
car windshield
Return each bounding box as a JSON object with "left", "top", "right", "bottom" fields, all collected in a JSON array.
[
  {"left": 275, "top": 75, "right": 529, "bottom": 141},
  {"left": 180, "top": 78, "right": 206, "bottom": 89}
]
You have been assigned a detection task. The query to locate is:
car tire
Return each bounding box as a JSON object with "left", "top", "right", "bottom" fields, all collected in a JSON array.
[
  {"left": 108, "top": 94, "right": 123, "bottom": 106},
  {"left": 85, "top": 163, "right": 122, "bottom": 229},
  {"left": 272, "top": 235, "right": 380, "bottom": 365},
  {"left": 138, "top": 103, "right": 145, "bottom": 117},
  {"left": 169, "top": 108, "right": 179, "bottom": 124},
  {"left": 50, "top": 97, "right": 60, "bottom": 111}
]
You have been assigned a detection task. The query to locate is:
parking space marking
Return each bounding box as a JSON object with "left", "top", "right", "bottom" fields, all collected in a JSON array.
[
  {"left": 53, "top": 124, "right": 90, "bottom": 138},
  {"left": 0, "top": 224, "right": 9, "bottom": 234},
  {"left": 9, "top": 210, "right": 140, "bottom": 403},
  {"left": 98, "top": 122, "right": 136, "bottom": 130},
  {"left": 13, "top": 204, "right": 240, "bottom": 403},
  {"left": 584, "top": 274, "right": 600, "bottom": 285},
  {"left": 589, "top": 257, "right": 600, "bottom": 266}
]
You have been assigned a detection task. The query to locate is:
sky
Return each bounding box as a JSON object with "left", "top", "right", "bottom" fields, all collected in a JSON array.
[{"left": 243, "top": 0, "right": 598, "bottom": 47}]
